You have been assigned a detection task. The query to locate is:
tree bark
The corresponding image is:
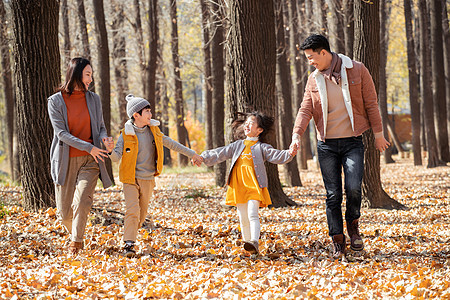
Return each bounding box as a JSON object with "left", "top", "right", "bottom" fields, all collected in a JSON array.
[
  {"left": 111, "top": 1, "right": 128, "bottom": 126},
  {"left": 169, "top": 0, "right": 188, "bottom": 166},
  {"left": 430, "top": 0, "right": 450, "bottom": 162},
  {"left": 418, "top": 0, "right": 441, "bottom": 168},
  {"left": 132, "top": 0, "right": 146, "bottom": 95},
  {"left": 379, "top": 0, "right": 394, "bottom": 163},
  {"left": 200, "top": 0, "right": 213, "bottom": 153},
  {"left": 275, "top": 0, "right": 302, "bottom": 187},
  {"left": 75, "top": 0, "right": 92, "bottom": 63},
  {"left": 403, "top": 0, "right": 422, "bottom": 165},
  {"left": 325, "top": 0, "right": 345, "bottom": 53},
  {"left": 288, "top": 0, "right": 309, "bottom": 170},
  {"left": 61, "top": 0, "right": 71, "bottom": 66},
  {"left": 93, "top": 0, "right": 114, "bottom": 183},
  {"left": 146, "top": 0, "right": 158, "bottom": 110},
  {"left": 227, "top": 0, "right": 296, "bottom": 207},
  {"left": 0, "top": 0, "right": 16, "bottom": 181},
  {"left": 354, "top": 0, "right": 405, "bottom": 210},
  {"left": 343, "top": 0, "right": 354, "bottom": 58},
  {"left": 442, "top": 0, "right": 450, "bottom": 145},
  {"left": 11, "top": 0, "right": 59, "bottom": 210},
  {"left": 313, "top": 0, "right": 327, "bottom": 35}
]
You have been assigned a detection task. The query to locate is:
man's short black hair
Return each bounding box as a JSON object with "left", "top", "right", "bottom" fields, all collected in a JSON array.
[{"left": 300, "top": 34, "right": 331, "bottom": 53}]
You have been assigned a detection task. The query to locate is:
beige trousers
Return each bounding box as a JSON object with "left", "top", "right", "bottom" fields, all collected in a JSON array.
[
  {"left": 55, "top": 155, "right": 99, "bottom": 243},
  {"left": 123, "top": 178, "right": 156, "bottom": 242}
]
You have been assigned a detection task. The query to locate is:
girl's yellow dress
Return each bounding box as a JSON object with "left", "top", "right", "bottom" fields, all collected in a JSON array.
[{"left": 225, "top": 140, "right": 271, "bottom": 207}]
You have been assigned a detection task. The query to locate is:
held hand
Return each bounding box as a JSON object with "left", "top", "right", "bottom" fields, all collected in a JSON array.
[
  {"left": 90, "top": 146, "right": 109, "bottom": 163},
  {"left": 191, "top": 154, "right": 203, "bottom": 167},
  {"left": 102, "top": 137, "right": 115, "bottom": 153},
  {"left": 375, "top": 136, "right": 390, "bottom": 152},
  {"left": 289, "top": 143, "right": 298, "bottom": 156}
]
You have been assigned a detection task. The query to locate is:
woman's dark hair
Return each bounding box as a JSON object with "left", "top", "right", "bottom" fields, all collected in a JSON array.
[
  {"left": 300, "top": 34, "right": 331, "bottom": 54},
  {"left": 58, "top": 57, "right": 91, "bottom": 95},
  {"left": 231, "top": 111, "right": 274, "bottom": 143}
]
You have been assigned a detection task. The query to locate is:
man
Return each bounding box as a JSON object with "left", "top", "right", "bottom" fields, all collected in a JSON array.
[{"left": 291, "top": 34, "right": 389, "bottom": 259}]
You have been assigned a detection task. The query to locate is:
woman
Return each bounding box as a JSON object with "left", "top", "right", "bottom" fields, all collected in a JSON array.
[{"left": 48, "top": 57, "right": 112, "bottom": 255}]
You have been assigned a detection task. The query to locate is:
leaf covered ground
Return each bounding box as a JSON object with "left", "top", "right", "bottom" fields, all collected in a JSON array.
[{"left": 0, "top": 156, "right": 449, "bottom": 299}]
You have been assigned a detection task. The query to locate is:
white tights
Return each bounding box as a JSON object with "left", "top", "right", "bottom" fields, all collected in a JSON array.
[{"left": 236, "top": 200, "right": 260, "bottom": 242}]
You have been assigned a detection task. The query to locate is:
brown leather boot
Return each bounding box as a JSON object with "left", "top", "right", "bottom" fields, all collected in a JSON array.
[
  {"left": 332, "top": 234, "right": 346, "bottom": 259},
  {"left": 347, "top": 219, "right": 364, "bottom": 251}
]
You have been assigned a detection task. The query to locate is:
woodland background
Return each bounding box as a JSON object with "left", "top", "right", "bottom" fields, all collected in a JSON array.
[{"left": 0, "top": 0, "right": 449, "bottom": 298}]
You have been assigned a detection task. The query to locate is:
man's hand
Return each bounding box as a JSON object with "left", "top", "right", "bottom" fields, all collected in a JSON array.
[
  {"left": 374, "top": 132, "right": 390, "bottom": 152},
  {"left": 289, "top": 143, "right": 298, "bottom": 156}
]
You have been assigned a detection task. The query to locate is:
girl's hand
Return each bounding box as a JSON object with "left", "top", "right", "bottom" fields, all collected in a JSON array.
[
  {"left": 90, "top": 146, "right": 109, "bottom": 163},
  {"left": 191, "top": 154, "right": 203, "bottom": 167},
  {"left": 289, "top": 143, "right": 298, "bottom": 156},
  {"left": 102, "top": 137, "right": 115, "bottom": 153}
]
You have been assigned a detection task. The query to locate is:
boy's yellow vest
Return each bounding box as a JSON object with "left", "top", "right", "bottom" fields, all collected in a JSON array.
[{"left": 119, "top": 125, "right": 164, "bottom": 184}]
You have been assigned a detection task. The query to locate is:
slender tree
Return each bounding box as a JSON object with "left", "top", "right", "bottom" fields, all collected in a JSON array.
[
  {"left": 275, "top": 0, "right": 302, "bottom": 186},
  {"left": 146, "top": 0, "right": 158, "bottom": 110},
  {"left": 93, "top": 0, "right": 114, "bottom": 183},
  {"left": 132, "top": 0, "right": 146, "bottom": 94},
  {"left": 354, "top": 0, "right": 405, "bottom": 209},
  {"left": 61, "top": 0, "right": 71, "bottom": 66},
  {"left": 111, "top": 1, "right": 128, "bottom": 126},
  {"left": 210, "top": 0, "right": 226, "bottom": 186},
  {"left": 75, "top": 0, "right": 91, "bottom": 62},
  {"left": 442, "top": 0, "right": 450, "bottom": 143},
  {"left": 343, "top": 0, "right": 354, "bottom": 58},
  {"left": 170, "top": 0, "right": 188, "bottom": 166},
  {"left": 325, "top": 0, "right": 345, "bottom": 53},
  {"left": 200, "top": 0, "right": 213, "bottom": 154},
  {"left": 403, "top": 0, "right": 422, "bottom": 165},
  {"left": 227, "top": 0, "right": 296, "bottom": 207},
  {"left": 430, "top": 0, "right": 449, "bottom": 162},
  {"left": 418, "top": 0, "right": 441, "bottom": 167},
  {"left": 11, "top": 0, "right": 60, "bottom": 210},
  {"left": 0, "top": 0, "right": 15, "bottom": 180},
  {"left": 379, "top": 0, "right": 394, "bottom": 163}
]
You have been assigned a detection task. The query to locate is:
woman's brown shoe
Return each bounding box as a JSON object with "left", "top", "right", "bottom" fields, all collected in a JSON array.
[{"left": 69, "top": 241, "right": 83, "bottom": 255}]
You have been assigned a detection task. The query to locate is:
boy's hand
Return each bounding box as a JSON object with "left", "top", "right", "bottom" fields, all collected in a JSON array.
[
  {"left": 102, "top": 137, "right": 114, "bottom": 153},
  {"left": 289, "top": 143, "right": 298, "bottom": 156},
  {"left": 191, "top": 154, "right": 203, "bottom": 167}
]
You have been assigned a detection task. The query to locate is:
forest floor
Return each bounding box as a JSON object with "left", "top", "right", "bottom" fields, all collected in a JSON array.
[{"left": 0, "top": 155, "right": 449, "bottom": 299}]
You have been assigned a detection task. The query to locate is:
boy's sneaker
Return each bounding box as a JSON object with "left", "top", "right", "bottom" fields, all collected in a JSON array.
[
  {"left": 123, "top": 241, "right": 136, "bottom": 258},
  {"left": 243, "top": 240, "right": 259, "bottom": 254}
]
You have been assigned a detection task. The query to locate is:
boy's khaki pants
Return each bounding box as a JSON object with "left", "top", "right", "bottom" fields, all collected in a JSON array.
[
  {"left": 123, "top": 178, "right": 156, "bottom": 242},
  {"left": 55, "top": 155, "right": 99, "bottom": 243}
]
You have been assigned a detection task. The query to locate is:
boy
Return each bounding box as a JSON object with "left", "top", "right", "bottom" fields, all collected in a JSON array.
[{"left": 105, "top": 94, "right": 203, "bottom": 257}]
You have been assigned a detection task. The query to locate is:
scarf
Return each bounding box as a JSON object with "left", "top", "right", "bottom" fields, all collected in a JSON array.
[{"left": 320, "top": 52, "right": 342, "bottom": 85}]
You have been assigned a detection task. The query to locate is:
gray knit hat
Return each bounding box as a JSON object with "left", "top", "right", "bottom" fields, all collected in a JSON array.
[{"left": 126, "top": 94, "right": 150, "bottom": 118}]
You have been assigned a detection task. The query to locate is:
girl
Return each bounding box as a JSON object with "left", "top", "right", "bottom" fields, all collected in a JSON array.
[
  {"left": 197, "top": 112, "right": 297, "bottom": 254},
  {"left": 48, "top": 58, "right": 112, "bottom": 255}
]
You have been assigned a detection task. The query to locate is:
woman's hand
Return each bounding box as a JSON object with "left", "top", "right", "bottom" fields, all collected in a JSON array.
[{"left": 90, "top": 146, "right": 109, "bottom": 163}]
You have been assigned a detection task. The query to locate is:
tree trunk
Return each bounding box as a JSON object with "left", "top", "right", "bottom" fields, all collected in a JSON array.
[
  {"left": 418, "top": 0, "right": 441, "bottom": 167},
  {"left": 160, "top": 70, "right": 172, "bottom": 166},
  {"left": 379, "top": 0, "right": 394, "bottom": 163},
  {"left": 430, "top": 0, "right": 450, "bottom": 162},
  {"left": 403, "top": 0, "right": 422, "bottom": 165},
  {"left": 61, "top": 0, "right": 71, "bottom": 66},
  {"left": 386, "top": 118, "right": 405, "bottom": 155},
  {"left": 325, "top": 0, "right": 345, "bottom": 53},
  {"left": 313, "top": 0, "right": 327, "bottom": 35},
  {"left": 0, "top": 0, "right": 16, "bottom": 181},
  {"left": 146, "top": 0, "right": 158, "bottom": 110},
  {"left": 442, "top": 0, "right": 450, "bottom": 145},
  {"left": 93, "top": 0, "right": 114, "bottom": 183},
  {"left": 11, "top": 0, "right": 59, "bottom": 210},
  {"left": 75, "top": 0, "right": 92, "bottom": 66},
  {"left": 288, "top": 0, "right": 309, "bottom": 170},
  {"left": 200, "top": 0, "right": 213, "bottom": 153},
  {"left": 275, "top": 0, "right": 302, "bottom": 187},
  {"left": 343, "top": 0, "right": 354, "bottom": 58},
  {"left": 228, "top": 0, "right": 296, "bottom": 207},
  {"left": 210, "top": 0, "right": 226, "bottom": 186},
  {"left": 132, "top": 0, "right": 146, "bottom": 95},
  {"left": 170, "top": 0, "right": 188, "bottom": 166},
  {"left": 354, "top": 0, "right": 405, "bottom": 210},
  {"left": 111, "top": 1, "right": 128, "bottom": 126}
]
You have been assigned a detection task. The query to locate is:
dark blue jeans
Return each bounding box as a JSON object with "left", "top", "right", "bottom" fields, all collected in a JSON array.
[{"left": 317, "top": 136, "right": 364, "bottom": 236}]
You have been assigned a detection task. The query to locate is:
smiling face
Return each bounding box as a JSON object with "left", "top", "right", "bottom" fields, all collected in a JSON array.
[
  {"left": 80, "top": 64, "right": 93, "bottom": 91},
  {"left": 303, "top": 48, "right": 332, "bottom": 71},
  {"left": 133, "top": 108, "right": 152, "bottom": 128},
  {"left": 243, "top": 116, "right": 263, "bottom": 138}
]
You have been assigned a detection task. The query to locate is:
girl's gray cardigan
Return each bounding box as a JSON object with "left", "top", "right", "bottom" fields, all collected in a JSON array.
[
  {"left": 47, "top": 91, "right": 112, "bottom": 188},
  {"left": 201, "top": 140, "right": 293, "bottom": 189}
]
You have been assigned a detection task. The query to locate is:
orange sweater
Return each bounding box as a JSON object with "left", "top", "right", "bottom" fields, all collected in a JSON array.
[{"left": 62, "top": 91, "right": 92, "bottom": 157}]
